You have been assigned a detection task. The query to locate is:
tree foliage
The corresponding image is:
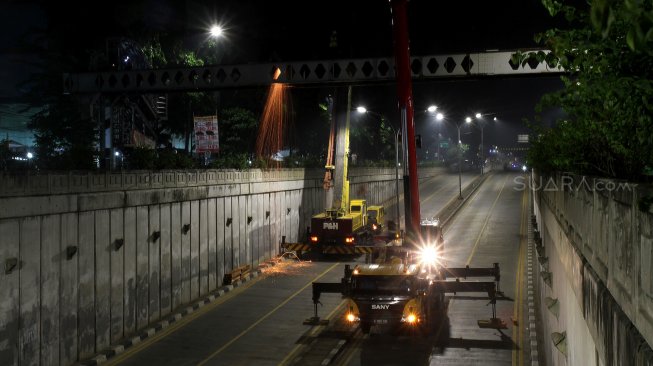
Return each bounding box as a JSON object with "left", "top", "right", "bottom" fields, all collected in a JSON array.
[
  {"left": 523, "top": 0, "right": 653, "bottom": 181},
  {"left": 216, "top": 107, "right": 259, "bottom": 154}
]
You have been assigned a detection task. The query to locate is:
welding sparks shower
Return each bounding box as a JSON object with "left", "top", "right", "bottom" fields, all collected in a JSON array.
[{"left": 256, "top": 83, "right": 292, "bottom": 164}]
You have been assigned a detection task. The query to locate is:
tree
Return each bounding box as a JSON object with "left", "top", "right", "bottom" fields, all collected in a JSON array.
[
  {"left": 217, "top": 107, "right": 259, "bottom": 154},
  {"left": 522, "top": 0, "right": 653, "bottom": 181}
]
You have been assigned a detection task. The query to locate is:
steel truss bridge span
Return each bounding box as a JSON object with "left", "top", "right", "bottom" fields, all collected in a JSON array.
[{"left": 63, "top": 49, "right": 561, "bottom": 94}]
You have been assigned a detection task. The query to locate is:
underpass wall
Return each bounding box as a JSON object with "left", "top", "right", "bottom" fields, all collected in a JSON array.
[
  {"left": 532, "top": 172, "right": 653, "bottom": 366},
  {"left": 0, "top": 167, "right": 443, "bottom": 366}
]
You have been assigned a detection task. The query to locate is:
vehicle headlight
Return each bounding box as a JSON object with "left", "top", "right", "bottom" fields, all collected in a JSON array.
[
  {"left": 419, "top": 246, "right": 438, "bottom": 266},
  {"left": 406, "top": 314, "right": 417, "bottom": 323}
]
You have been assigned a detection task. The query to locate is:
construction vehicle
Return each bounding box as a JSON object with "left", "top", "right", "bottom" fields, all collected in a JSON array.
[
  {"left": 309, "top": 199, "right": 373, "bottom": 246},
  {"left": 299, "top": 87, "right": 396, "bottom": 255},
  {"left": 366, "top": 205, "right": 385, "bottom": 234}
]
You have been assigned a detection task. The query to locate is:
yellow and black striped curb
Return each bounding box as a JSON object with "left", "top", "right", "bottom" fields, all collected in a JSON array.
[
  {"left": 528, "top": 199, "right": 540, "bottom": 366},
  {"left": 81, "top": 262, "right": 275, "bottom": 366},
  {"left": 282, "top": 243, "right": 377, "bottom": 255}
]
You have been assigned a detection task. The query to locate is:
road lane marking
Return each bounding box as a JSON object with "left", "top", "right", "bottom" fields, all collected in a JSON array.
[
  {"left": 465, "top": 174, "right": 509, "bottom": 266},
  {"left": 277, "top": 300, "right": 347, "bottom": 366},
  {"left": 197, "top": 262, "right": 341, "bottom": 366},
  {"left": 105, "top": 278, "right": 261, "bottom": 365},
  {"left": 441, "top": 174, "right": 493, "bottom": 235},
  {"left": 337, "top": 329, "right": 365, "bottom": 366}
]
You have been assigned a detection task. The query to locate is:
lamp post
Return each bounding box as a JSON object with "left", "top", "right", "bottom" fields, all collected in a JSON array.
[
  {"left": 26, "top": 152, "right": 33, "bottom": 170},
  {"left": 208, "top": 24, "right": 224, "bottom": 163},
  {"left": 436, "top": 114, "right": 471, "bottom": 199},
  {"left": 459, "top": 117, "right": 473, "bottom": 199},
  {"left": 470, "top": 113, "right": 495, "bottom": 175},
  {"left": 356, "top": 106, "right": 401, "bottom": 230}
]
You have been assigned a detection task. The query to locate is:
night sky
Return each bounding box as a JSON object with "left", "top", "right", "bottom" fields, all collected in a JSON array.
[{"left": 1, "top": 0, "right": 570, "bottom": 152}]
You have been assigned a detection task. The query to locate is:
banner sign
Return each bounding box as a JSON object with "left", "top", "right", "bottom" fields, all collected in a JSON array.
[{"left": 194, "top": 115, "right": 219, "bottom": 153}]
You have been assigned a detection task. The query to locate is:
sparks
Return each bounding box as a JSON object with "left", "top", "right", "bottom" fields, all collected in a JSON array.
[{"left": 256, "top": 83, "right": 290, "bottom": 167}]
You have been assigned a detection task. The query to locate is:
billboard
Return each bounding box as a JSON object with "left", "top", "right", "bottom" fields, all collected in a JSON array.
[{"left": 194, "top": 115, "right": 219, "bottom": 153}]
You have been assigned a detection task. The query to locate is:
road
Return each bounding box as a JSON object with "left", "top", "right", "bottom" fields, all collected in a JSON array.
[{"left": 103, "top": 171, "right": 532, "bottom": 366}]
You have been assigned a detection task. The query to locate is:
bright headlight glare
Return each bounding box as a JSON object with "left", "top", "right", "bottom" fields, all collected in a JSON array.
[
  {"left": 346, "top": 313, "right": 356, "bottom": 322},
  {"left": 420, "top": 246, "right": 438, "bottom": 265},
  {"left": 406, "top": 314, "right": 417, "bottom": 323}
]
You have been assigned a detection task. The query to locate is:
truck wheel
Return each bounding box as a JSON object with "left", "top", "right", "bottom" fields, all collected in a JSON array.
[{"left": 361, "top": 322, "right": 371, "bottom": 334}]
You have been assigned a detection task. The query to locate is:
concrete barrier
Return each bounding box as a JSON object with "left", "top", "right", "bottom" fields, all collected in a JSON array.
[{"left": 532, "top": 172, "right": 653, "bottom": 365}]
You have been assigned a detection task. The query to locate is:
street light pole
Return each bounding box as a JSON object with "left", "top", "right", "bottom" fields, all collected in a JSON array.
[
  {"left": 357, "top": 106, "right": 402, "bottom": 229},
  {"left": 480, "top": 123, "right": 484, "bottom": 175},
  {"left": 457, "top": 124, "right": 462, "bottom": 199}
]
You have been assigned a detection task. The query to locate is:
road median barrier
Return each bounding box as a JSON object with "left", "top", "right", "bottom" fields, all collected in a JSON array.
[{"left": 438, "top": 172, "right": 493, "bottom": 230}]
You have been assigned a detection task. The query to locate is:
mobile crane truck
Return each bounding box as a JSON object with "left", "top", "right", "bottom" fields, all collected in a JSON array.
[{"left": 296, "top": 86, "right": 397, "bottom": 255}]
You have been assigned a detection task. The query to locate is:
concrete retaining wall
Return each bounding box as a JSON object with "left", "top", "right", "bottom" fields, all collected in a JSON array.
[
  {"left": 532, "top": 172, "right": 653, "bottom": 365},
  {"left": 0, "top": 167, "right": 442, "bottom": 366}
]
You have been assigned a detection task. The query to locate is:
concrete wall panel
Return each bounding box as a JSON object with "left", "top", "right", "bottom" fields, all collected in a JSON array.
[
  {"left": 170, "top": 203, "right": 182, "bottom": 310},
  {"left": 0, "top": 219, "right": 20, "bottom": 366},
  {"left": 123, "top": 207, "right": 136, "bottom": 336},
  {"left": 109, "top": 209, "right": 124, "bottom": 343},
  {"left": 232, "top": 197, "right": 241, "bottom": 269},
  {"left": 59, "top": 213, "right": 78, "bottom": 365},
  {"left": 223, "top": 197, "right": 233, "bottom": 275},
  {"left": 215, "top": 197, "right": 225, "bottom": 286},
  {"left": 248, "top": 195, "right": 254, "bottom": 267},
  {"left": 159, "top": 204, "right": 171, "bottom": 317},
  {"left": 275, "top": 191, "right": 282, "bottom": 254},
  {"left": 135, "top": 206, "right": 149, "bottom": 330},
  {"left": 199, "top": 200, "right": 208, "bottom": 296},
  {"left": 41, "top": 215, "right": 60, "bottom": 366},
  {"left": 19, "top": 217, "right": 40, "bottom": 366},
  {"left": 292, "top": 190, "right": 300, "bottom": 242},
  {"left": 284, "top": 191, "right": 291, "bottom": 243},
  {"left": 180, "top": 202, "right": 191, "bottom": 304},
  {"left": 263, "top": 194, "right": 271, "bottom": 260},
  {"left": 94, "top": 210, "right": 111, "bottom": 351},
  {"left": 148, "top": 205, "right": 160, "bottom": 323},
  {"left": 534, "top": 173, "right": 653, "bottom": 365},
  {"left": 207, "top": 199, "right": 217, "bottom": 291},
  {"left": 77, "top": 212, "right": 95, "bottom": 359},
  {"left": 256, "top": 194, "right": 264, "bottom": 265},
  {"left": 190, "top": 200, "right": 199, "bottom": 299}
]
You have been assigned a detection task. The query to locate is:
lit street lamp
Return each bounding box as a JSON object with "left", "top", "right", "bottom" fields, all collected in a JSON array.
[
  {"left": 210, "top": 25, "right": 223, "bottom": 38},
  {"left": 26, "top": 152, "right": 33, "bottom": 170},
  {"left": 468, "top": 113, "right": 494, "bottom": 175}
]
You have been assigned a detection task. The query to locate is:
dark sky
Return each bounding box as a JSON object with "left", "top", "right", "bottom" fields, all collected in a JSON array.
[{"left": 0, "top": 0, "right": 570, "bottom": 150}]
